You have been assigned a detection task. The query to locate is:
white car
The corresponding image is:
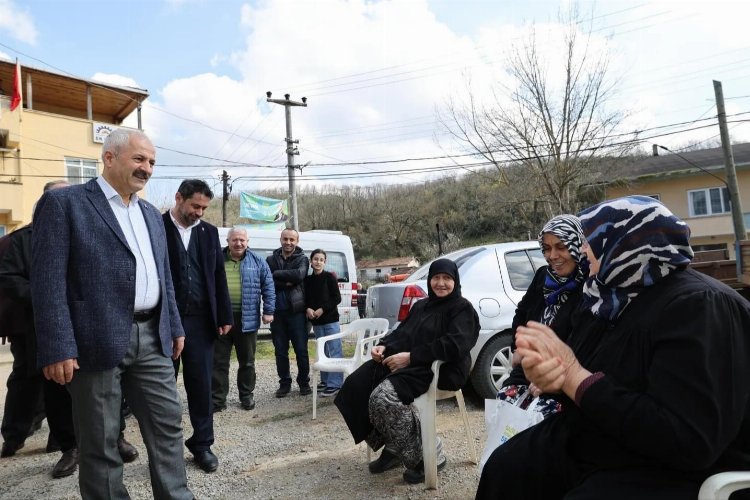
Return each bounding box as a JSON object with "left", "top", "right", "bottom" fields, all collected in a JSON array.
[{"left": 365, "top": 241, "right": 546, "bottom": 399}]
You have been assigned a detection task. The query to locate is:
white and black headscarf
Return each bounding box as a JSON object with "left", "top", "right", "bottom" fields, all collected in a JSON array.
[
  {"left": 578, "top": 195, "right": 694, "bottom": 321},
  {"left": 538, "top": 214, "right": 588, "bottom": 325}
]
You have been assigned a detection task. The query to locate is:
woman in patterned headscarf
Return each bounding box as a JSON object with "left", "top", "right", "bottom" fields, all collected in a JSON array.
[
  {"left": 476, "top": 196, "right": 750, "bottom": 500},
  {"left": 499, "top": 214, "right": 588, "bottom": 417}
]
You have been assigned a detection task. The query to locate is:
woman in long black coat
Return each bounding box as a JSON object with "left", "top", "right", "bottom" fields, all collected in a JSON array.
[
  {"left": 335, "top": 259, "right": 479, "bottom": 484},
  {"left": 476, "top": 195, "right": 750, "bottom": 499}
]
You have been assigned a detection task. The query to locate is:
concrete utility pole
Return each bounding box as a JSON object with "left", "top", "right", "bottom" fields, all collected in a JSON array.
[
  {"left": 221, "top": 170, "right": 230, "bottom": 227},
  {"left": 713, "top": 80, "right": 747, "bottom": 244},
  {"left": 266, "top": 91, "right": 307, "bottom": 231}
]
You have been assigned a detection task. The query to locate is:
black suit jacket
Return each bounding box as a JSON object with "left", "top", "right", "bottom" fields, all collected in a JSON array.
[{"left": 162, "top": 213, "right": 233, "bottom": 330}]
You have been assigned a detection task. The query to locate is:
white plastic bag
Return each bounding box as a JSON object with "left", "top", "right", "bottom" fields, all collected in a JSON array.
[{"left": 479, "top": 394, "right": 545, "bottom": 472}]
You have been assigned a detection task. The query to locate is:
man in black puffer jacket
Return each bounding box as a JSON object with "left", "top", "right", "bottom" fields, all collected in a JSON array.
[{"left": 266, "top": 228, "right": 310, "bottom": 398}]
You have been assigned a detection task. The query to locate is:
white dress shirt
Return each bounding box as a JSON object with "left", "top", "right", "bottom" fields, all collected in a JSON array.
[
  {"left": 168, "top": 209, "right": 200, "bottom": 250},
  {"left": 96, "top": 176, "right": 160, "bottom": 311}
]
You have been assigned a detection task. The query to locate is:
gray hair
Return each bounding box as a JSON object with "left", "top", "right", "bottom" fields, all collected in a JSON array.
[
  {"left": 227, "top": 226, "right": 248, "bottom": 240},
  {"left": 101, "top": 129, "right": 149, "bottom": 161}
]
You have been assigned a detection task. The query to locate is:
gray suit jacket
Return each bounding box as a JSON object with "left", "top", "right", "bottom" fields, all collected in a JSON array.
[{"left": 31, "top": 179, "right": 184, "bottom": 371}]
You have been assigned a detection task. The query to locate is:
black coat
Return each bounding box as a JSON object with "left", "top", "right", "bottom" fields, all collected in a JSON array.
[
  {"left": 504, "top": 266, "right": 583, "bottom": 387},
  {"left": 162, "top": 214, "right": 233, "bottom": 329},
  {"left": 0, "top": 226, "right": 31, "bottom": 340},
  {"left": 304, "top": 270, "right": 341, "bottom": 325},
  {"left": 335, "top": 294, "right": 479, "bottom": 442},
  {"left": 266, "top": 246, "right": 309, "bottom": 314},
  {"left": 0, "top": 225, "right": 37, "bottom": 373},
  {"left": 481, "top": 268, "right": 750, "bottom": 498}
]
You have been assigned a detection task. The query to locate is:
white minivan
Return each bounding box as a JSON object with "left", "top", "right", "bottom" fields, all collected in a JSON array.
[{"left": 217, "top": 227, "right": 360, "bottom": 327}]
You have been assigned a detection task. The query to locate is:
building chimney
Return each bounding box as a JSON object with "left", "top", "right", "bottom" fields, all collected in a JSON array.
[{"left": 652, "top": 144, "right": 659, "bottom": 156}]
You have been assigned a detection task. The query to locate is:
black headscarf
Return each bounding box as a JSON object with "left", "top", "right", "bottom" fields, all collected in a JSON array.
[{"left": 426, "top": 258, "right": 462, "bottom": 304}]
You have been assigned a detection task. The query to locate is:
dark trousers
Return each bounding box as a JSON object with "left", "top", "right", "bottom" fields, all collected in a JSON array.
[
  {"left": 2, "top": 336, "right": 119, "bottom": 453},
  {"left": 269, "top": 310, "right": 309, "bottom": 388},
  {"left": 174, "top": 314, "right": 215, "bottom": 453},
  {"left": 1, "top": 336, "right": 43, "bottom": 446},
  {"left": 212, "top": 311, "right": 257, "bottom": 408},
  {"left": 43, "top": 378, "right": 76, "bottom": 452}
]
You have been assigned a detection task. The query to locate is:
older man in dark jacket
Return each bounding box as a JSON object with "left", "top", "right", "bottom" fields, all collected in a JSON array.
[{"left": 266, "top": 228, "right": 310, "bottom": 398}]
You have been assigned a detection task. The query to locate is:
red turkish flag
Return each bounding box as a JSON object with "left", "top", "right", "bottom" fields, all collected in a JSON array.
[{"left": 10, "top": 59, "right": 21, "bottom": 111}]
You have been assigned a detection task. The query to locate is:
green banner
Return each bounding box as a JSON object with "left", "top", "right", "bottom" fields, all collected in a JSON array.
[{"left": 239, "top": 192, "right": 289, "bottom": 224}]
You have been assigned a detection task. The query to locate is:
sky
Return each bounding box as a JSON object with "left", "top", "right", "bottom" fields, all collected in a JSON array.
[{"left": 1, "top": 0, "right": 750, "bottom": 208}]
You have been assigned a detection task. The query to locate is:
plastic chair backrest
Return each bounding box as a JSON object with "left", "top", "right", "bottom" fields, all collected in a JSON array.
[
  {"left": 698, "top": 472, "right": 750, "bottom": 500},
  {"left": 349, "top": 318, "right": 390, "bottom": 365}
]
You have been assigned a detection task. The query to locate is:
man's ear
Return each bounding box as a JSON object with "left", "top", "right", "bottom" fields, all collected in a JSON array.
[{"left": 102, "top": 150, "right": 114, "bottom": 167}]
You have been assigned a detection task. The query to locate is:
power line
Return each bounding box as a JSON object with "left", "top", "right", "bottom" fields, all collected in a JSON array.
[
  {"left": 9, "top": 119, "right": 750, "bottom": 183},
  {"left": 14, "top": 111, "right": 742, "bottom": 170}
]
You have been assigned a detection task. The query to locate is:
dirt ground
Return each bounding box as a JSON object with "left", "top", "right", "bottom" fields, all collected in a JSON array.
[{"left": 0, "top": 343, "right": 487, "bottom": 499}]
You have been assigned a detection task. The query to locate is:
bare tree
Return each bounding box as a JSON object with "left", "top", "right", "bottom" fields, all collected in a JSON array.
[{"left": 439, "top": 9, "right": 638, "bottom": 216}]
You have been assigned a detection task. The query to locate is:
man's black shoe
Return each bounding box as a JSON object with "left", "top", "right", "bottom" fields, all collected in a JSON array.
[
  {"left": 299, "top": 385, "right": 312, "bottom": 396},
  {"left": 275, "top": 386, "right": 291, "bottom": 398},
  {"left": 1, "top": 441, "right": 24, "bottom": 458},
  {"left": 212, "top": 405, "right": 226, "bottom": 413},
  {"left": 368, "top": 448, "right": 402, "bottom": 474},
  {"left": 241, "top": 395, "right": 256, "bottom": 410},
  {"left": 51, "top": 448, "right": 79, "bottom": 478},
  {"left": 403, "top": 455, "right": 447, "bottom": 484},
  {"left": 117, "top": 435, "right": 139, "bottom": 463},
  {"left": 193, "top": 450, "right": 219, "bottom": 473}
]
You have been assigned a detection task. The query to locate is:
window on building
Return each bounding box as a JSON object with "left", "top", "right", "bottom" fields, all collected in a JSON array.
[
  {"left": 0, "top": 226, "right": 5, "bottom": 237},
  {"left": 65, "top": 158, "right": 98, "bottom": 185},
  {"left": 688, "top": 187, "right": 730, "bottom": 216}
]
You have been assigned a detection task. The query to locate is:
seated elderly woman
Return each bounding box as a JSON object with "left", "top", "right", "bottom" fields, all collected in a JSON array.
[
  {"left": 476, "top": 196, "right": 750, "bottom": 499},
  {"left": 335, "top": 259, "right": 479, "bottom": 484},
  {"left": 500, "top": 214, "right": 587, "bottom": 415}
]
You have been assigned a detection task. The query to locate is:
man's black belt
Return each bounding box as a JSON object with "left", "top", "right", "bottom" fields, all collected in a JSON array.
[{"left": 133, "top": 309, "right": 157, "bottom": 322}]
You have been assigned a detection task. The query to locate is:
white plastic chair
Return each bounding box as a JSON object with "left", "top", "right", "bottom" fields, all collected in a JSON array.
[
  {"left": 311, "top": 318, "right": 389, "bottom": 420},
  {"left": 698, "top": 472, "right": 750, "bottom": 499},
  {"left": 412, "top": 359, "right": 478, "bottom": 490}
]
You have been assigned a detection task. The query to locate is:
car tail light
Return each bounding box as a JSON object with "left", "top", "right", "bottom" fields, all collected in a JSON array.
[
  {"left": 351, "top": 283, "right": 358, "bottom": 307},
  {"left": 397, "top": 285, "right": 427, "bottom": 322}
]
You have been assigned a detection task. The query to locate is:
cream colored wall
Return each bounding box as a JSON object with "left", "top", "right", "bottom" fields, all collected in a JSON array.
[
  {"left": 607, "top": 169, "right": 750, "bottom": 258},
  {"left": 13, "top": 110, "right": 102, "bottom": 228}
]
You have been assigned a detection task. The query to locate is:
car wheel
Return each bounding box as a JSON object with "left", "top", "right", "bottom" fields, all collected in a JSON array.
[{"left": 470, "top": 333, "right": 513, "bottom": 400}]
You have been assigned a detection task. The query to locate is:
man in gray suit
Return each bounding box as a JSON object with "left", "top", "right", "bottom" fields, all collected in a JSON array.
[{"left": 31, "top": 129, "right": 193, "bottom": 500}]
